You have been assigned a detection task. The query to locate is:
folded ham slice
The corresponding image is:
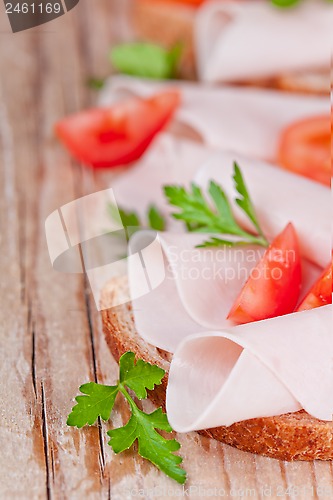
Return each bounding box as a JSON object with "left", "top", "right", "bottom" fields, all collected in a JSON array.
[
  {"left": 104, "top": 133, "right": 329, "bottom": 352},
  {"left": 195, "top": 0, "right": 332, "bottom": 83},
  {"left": 166, "top": 305, "right": 333, "bottom": 430},
  {"left": 128, "top": 230, "right": 321, "bottom": 353},
  {"left": 99, "top": 76, "right": 327, "bottom": 160},
  {"left": 111, "top": 135, "right": 330, "bottom": 269},
  {"left": 111, "top": 134, "right": 213, "bottom": 230},
  {"left": 194, "top": 152, "right": 330, "bottom": 269},
  {"left": 128, "top": 231, "right": 266, "bottom": 351},
  {"left": 100, "top": 83, "right": 332, "bottom": 427}
]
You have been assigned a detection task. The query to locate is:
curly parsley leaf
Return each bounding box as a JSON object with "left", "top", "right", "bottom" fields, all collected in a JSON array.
[
  {"left": 67, "top": 382, "right": 119, "bottom": 428},
  {"left": 67, "top": 352, "right": 186, "bottom": 484},
  {"left": 110, "top": 42, "right": 182, "bottom": 80},
  {"left": 164, "top": 163, "right": 269, "bottom": 248}
]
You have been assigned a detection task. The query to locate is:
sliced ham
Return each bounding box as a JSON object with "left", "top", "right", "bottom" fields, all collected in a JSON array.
[
  {"left": 101, "top": 85, "right": 332, "bottom": 426},
  {"left": 195, "top": 1, "right": 332, "bottom": 83},
  {"left": 128, "top": 230, "right": 322, "bottom": 353},
  {"left": 194, "top": 152, "right": 330, "bottom": 268},
  {"left": 110, "top": 135, "right": 329, "bottom": 268},
  {"left": 166, "top": 305, "right": 333, "bottom": 430},
  {"left": 111, "top": 134, "right": 213, "bottom": 230},
  {"left": 128, "top": 231, "right": 265, "bottom": 351},
  {"left": 99, "top": 76, "right": 327, "bottom": 160}
]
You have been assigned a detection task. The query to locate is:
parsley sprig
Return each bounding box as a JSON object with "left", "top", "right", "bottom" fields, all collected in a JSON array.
[
  {"left": 110, "top": 42, "right": 182, "bottom": 80},
  {"left": 270, "top": 0, "right": 333, "bottom": 6},
  {"left": 67, "top": 352, "right": 186, "bottom": 484},
  {"left": 164, "top": 162, "right": 269, "bottom": 248},
  {"left": 108, "top": 203, "right": 166, "bottom": 233}
]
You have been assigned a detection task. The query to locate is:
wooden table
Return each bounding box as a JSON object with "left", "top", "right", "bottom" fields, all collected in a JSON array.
[{"left": 0, "top": 1, "right": 332, "bottom": 498}]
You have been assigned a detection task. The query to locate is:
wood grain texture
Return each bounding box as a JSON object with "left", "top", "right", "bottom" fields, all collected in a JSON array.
[{"left": 0, "top": 1, "right": 332, "bottom": 499}]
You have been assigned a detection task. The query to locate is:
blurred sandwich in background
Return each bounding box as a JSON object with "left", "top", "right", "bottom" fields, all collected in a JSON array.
[{"left": 132, "top": 0, "right": 330, "bottom": 95}]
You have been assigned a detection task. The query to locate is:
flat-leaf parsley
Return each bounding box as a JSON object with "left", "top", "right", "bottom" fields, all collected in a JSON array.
[
  {"left": 164, "top": 162, "right": 269, "bottom": 248},
  {"left": 67, "top": 352, "right": 186, "bottom": 484}
]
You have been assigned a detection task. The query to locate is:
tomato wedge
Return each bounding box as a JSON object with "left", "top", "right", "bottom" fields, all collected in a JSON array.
[
  {"left": 277, "top": 115, "right": 331, "bottom": 186},
  {"left": 55, "top": 90, "right": 180, "bottom": 168},
  {"left": 297, "top": 261, "right": 332, "bottom": 311},
  {"left": 227, "top": 223, "right": 302, "bottom": 324}
]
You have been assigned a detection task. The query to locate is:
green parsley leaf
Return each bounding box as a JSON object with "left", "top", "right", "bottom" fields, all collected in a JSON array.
[
  {"left": 196, "top": 237, "right": 245, "bottom": 249},
  {"left": 67, "top": 352, "right": 186, "bottom": 484},
  {"left": 164, "top": 163, "right": 269, "bottom": 248},
  {"left": 233, "top": 162, "right": 266, "bottom": 241},
  {"left": 119, "top": 351, "right": 165, "bottom": 399},
  {"left": 108, "top": 406, "right": 186, "bottom": 484},
  {"left": 208, "top": 181, "right": 246, "bottom": 235},
  {"left": 118, "top": 207, "right": 141, "bottom": 228},
  {"left": 67, "top": 382, "right": 119, "bottom": 428},
  {"left": 107, "top": 203, "right": 141, "bottom": 243},
  {"left": 164, "top": 184, "right": 217, "bottom": 232},
  {"left": 269, "top": 0, "right": 333, "bottom": 6},
  {"left": 270, "top": 0, "right": 300, "bottom": 6},
  {"left": 166, "top": 42, "right": 183, "bottom": 77},
  {"left": 86, "top": 77, "right": 105, "bottom": 90},
  {"left": 148, "top": 204, "right": 166, "bottom": 231},
  {"left": 108, "top": 203, "right": 166, "bottom": 233},
  {"left": 110, "top": 42, "right": 182, "bottom": 80},
  {"left": 114, "top": 205, "right": 141, "bottom": 228}
]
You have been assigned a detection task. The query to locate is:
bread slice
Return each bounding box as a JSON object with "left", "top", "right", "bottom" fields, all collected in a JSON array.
[
  {"left": 131, "top": 0, "right": 196, "bottom": 80},
  {"left": 131, "top": 0, "right": 329, "bottom": 95},
  {"left": 101, "top": 276, "right": 333, "bottom": 461}
]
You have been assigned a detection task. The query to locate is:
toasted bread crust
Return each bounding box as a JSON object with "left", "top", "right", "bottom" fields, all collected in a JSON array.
[
  {"left": 101, "top": 277, "right": 333, "bottom": 461},
  {"left": 132, "top": 0, "right": 329, "bottom": 95}
]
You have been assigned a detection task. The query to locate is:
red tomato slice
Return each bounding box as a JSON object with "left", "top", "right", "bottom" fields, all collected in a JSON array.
[
  {"left": 55, "top": 90, "right": 180, "bottom": 168},
  {"left": 227, "top": 223, "right": 302, "bottom": 324},
  {"left": 277, "top": 115, "right": 331, "bottom": 186},
  {"left": 297, "top": 261, "right": 332, "bottom": 311}
]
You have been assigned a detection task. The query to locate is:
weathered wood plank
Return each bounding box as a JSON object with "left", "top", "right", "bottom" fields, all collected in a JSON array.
[
  {"left": 28, "top": 14, "right": 107, "bottom": 500},
  {"left": 0, "top": 2, "right": 112, "bottom": 498},
  {"left": 0, "top": 18, "right": 48, "bottom": 499}
]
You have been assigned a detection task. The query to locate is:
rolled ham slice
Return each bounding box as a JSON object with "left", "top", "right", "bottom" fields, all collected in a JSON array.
[
  {"left": 166, "top": 305, "right": 333, "bottom": 430},
  {"left": 195, "top": 0, "right": 332, "bottom": 83},
  {"left": 99, "top": 76, "right": 327, "bottom": 160}
]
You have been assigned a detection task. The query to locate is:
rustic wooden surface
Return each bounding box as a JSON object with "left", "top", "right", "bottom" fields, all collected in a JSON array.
[{"left": 0, "top": 1, "right": 332, "bottom": 498}]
